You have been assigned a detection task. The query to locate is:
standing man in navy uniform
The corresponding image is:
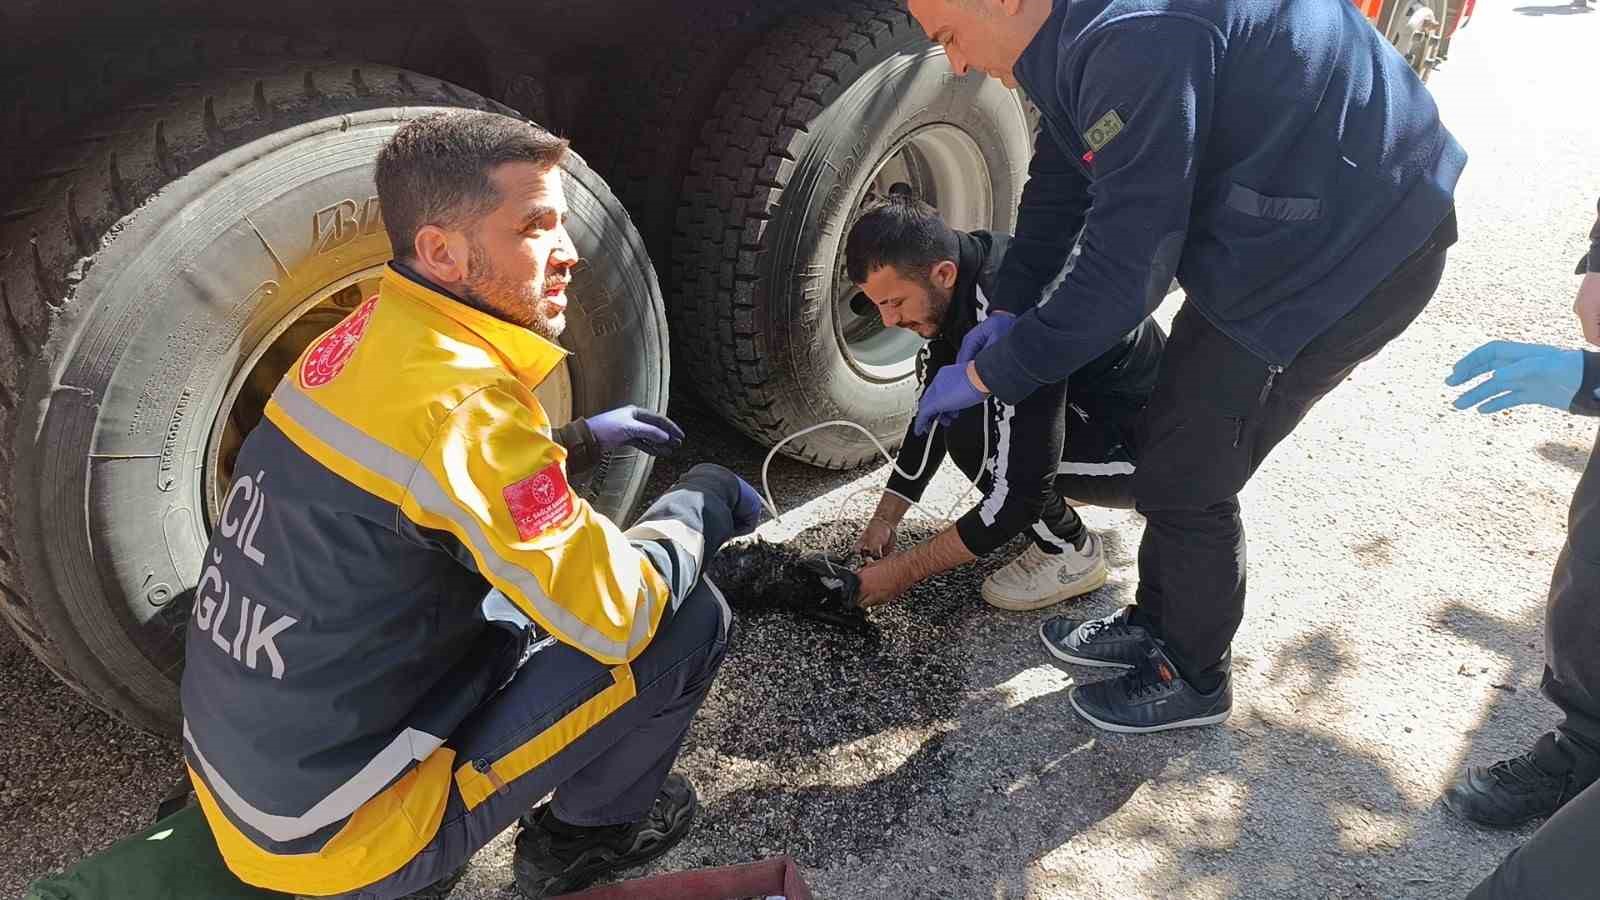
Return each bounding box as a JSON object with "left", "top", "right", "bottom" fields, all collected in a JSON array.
[{"left": 906, "top": 0, "right": 1465, "bottom": 733}]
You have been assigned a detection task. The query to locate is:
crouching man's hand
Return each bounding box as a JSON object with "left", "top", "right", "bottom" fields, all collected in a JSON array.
[
  {"left": 857, "top": 519, "right": 898, "bottom": 560},
  {"left": 857, "top": 492, "right": 911, "bottom": 560}
]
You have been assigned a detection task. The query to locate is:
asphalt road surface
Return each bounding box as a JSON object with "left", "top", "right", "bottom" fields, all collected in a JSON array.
[{"left": 4, "top": 3, "right": 1599, "bottom": 897}]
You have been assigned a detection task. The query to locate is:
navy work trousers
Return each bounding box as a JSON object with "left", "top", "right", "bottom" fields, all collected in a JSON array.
[
  {"left": 325, "top": 580, "right": 731, "bottom": 900},
  {"left": 1131, "top": 212, "right": 1455, "bottom": 688}
]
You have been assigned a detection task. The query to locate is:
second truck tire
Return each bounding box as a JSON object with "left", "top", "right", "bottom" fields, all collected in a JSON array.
[
  {"left": 671, "top": 0, "right": 1034, "bottom": 468},
  {"left": 0, "top": 62, "right": 668, "bottom": 734}
]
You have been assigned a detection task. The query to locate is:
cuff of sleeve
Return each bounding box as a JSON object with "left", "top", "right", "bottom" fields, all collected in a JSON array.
[
  {"left": 955, "top": 512, "right": 1003, "bottom": 558},
  {"left": 882, "top": 481, "right": 925, "bottom": 504},
  {"left": 555, "top": 418, "right": 599, "bottom": 473},
  {"left": 1586, "top": 242, "right": 1600, "bottom": 274},
  {"left": 975, "top": 343, "right": 1040, "bottom": 406},
  {"left": 677, "top": 463, "right": 742, "bottom": 512},
  {"left": 1570, "top": 352, "right": 1600, "bottom": 417}
]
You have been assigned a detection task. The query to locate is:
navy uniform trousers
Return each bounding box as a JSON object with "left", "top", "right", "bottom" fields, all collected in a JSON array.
[{"left": 322, "top": 580, "right": 731, "bottom": 900}]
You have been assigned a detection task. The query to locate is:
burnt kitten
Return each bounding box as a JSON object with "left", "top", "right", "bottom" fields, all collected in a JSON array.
[{"left": 705, "top": 540, "right": 877, "bottom": 639}]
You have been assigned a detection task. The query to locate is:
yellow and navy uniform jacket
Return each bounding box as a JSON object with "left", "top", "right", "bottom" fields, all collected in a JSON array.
[{"left": 179, "top": 265, "right": 742, "bottom": 896}]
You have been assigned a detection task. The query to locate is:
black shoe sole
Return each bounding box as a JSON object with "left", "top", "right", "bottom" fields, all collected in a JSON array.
[
  {"left": 1068, "top": 687, "right": 1231, "bottom": 734},
  {"left": 515, "top": 793, "right": 699, "bottom": 899},
  {"left": 1038, "top": 621, "right": 1136, "bottom": 669}
]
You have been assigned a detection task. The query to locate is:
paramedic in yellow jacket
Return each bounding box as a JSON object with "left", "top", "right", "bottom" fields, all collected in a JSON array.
[{"left": 180, "top": 110, "right": 766, "bottom": 900}]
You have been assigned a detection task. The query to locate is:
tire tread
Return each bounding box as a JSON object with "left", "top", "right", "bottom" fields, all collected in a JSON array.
[
  {"left": 0, "top": 56, "right": 498, "bottom": 732},
  {"left": 670, "top": 0, "right": 913, "bottom": 468}
]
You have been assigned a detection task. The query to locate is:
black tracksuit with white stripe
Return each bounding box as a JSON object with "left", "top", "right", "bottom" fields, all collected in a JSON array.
[{"left": 886, "top": 230, "right": 1164, "bottom": 557}]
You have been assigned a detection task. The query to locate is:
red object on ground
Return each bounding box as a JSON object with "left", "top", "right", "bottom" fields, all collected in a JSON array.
[{"left": 556, "top": 856, "right": 814, "bottom": 900}]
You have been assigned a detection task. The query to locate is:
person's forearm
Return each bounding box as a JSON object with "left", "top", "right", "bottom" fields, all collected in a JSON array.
[
  {"left": 887, "top": 525, "right": 977, "bottom": 587},
  {"left": 870, "top": 491, "right": 912, "bottom": 529}
]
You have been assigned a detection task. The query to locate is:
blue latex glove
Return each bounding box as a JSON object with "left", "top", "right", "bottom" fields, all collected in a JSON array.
[
  {"left": 914, "top": 363, "right": 986, "bottom": 436},
  {"left": 955, "top": 311, "right": 1016, "bottom": 366},
  {"left": 1446, "top": 340, "right": 1583, "bottom": 413},
  {"left": 731, "top": 476, "right": 768, "bottom": 536},
  {"left": 586, "top": 406, "right": 686, "bottom": 456}
]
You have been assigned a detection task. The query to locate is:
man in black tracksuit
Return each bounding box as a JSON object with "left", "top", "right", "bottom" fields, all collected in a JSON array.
[
  {"left": 908, "top": 0, "right": 1465, "bottom": 733},
  {"left": 1449, "top": 197, "right": 1600, "bottom": 897},
  {"left": 848, "top": 198, "right": 1163, "bottom": 610}
]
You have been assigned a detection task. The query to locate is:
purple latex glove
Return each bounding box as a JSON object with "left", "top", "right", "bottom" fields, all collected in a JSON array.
[
  {"left": 955, "top": 311, "right": 1016, "bottom": 366},
  {"left": 931, "top": 312, "right": 1014, "bottom": 430},
  {"left": 914, "top": 363, "right": 986, "bottom": 436},
  {"left": 587, "top": 406, "right": 686, "bottom": 456}
]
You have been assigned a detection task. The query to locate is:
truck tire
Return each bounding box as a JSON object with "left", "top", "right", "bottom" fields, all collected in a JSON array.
[
  {"left": 0, "top": 28, "right": 488, "bottom": 199},
  {"left": 671, "top": 0, "right": 1033, "bottom": 468},
  {"left": 0, "top": 63, "right": 668, "bottom": 734},
  {"left": 572, "top": 0, "right": 791, "bottom": 262}
]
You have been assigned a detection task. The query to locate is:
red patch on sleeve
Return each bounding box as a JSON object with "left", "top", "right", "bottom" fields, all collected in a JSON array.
[
  {"left": 502, "top": 464, "right": 575, "bottom": 540},
  {"left": 299, "top": 295, "right": 379, "bottom": 389},
  {"left": 1081, "top": 150, "right": 1096, "bottom": 166}
]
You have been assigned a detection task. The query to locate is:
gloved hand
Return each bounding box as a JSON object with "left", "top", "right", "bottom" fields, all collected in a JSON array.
[
  {"left": 732, "top": 476, "right": 769, "bottom": 536},
  {"left": 955, "top": 311, "right": 1016, "bottom": 366},
  {"left": 586, "top": 406, "right": 686, "bottom": 456},
  {"left": 1446, "top": 340, "right": 1583, "bottom": 413},
  {"left": 914, "top": 363, "right": 986, "bottom": 436}
]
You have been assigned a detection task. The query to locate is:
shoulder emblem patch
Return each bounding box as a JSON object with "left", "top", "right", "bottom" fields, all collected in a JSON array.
[
  {"left": 299, "top": 295, "right": 379, "bottom": 389},
  {"left": 1083, "top": 110, "right": 1126, "bottom": 153},
  {"left": 504, "top": 463, "right": 574, "bottom": 540}
]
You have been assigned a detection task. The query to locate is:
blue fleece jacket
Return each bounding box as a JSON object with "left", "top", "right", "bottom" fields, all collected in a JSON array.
[{"left": 977, "top": 0, "right": 1468, "bottom": 404}]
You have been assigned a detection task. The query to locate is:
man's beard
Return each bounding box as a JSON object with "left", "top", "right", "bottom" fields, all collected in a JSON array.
[
  {"left": 920, "top": 282, "right": 954, "bottom": 337},
  {"left": 463, "top": 238, "right": 565, "bottom": 341}
]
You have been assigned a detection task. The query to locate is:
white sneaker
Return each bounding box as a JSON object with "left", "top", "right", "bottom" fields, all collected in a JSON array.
[{"left": 981, "top": 533, "right": 1108, "bottom": 611}]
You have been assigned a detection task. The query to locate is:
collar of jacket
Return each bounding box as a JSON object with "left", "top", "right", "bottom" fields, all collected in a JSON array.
[
  {"left": 1014, "top": 0, "right": 1093, "bottom": 105},
  {"left": 936, "top": 230, "right": 997, "bottom": 345},
  {"left": 383, "top": 262, "right": 570, "bottom": 390}
]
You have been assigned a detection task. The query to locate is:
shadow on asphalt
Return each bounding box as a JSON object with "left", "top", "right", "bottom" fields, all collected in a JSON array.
[
  {"left": 1433, "top": 600, "right": 1549, "bottom": 780},
  {"left": 1512, "top": 3, "right": 1593, "bottom": 14},
  {"left": 1536, "top": 439, "right": 1590, "bottom": 474}
]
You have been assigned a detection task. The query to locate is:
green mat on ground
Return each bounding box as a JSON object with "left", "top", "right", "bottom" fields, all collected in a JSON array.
[{"left": 25, "top": 805, "right": 288, "bottom": 900}]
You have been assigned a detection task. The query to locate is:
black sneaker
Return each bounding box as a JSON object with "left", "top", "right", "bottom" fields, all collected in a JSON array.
[
  {"left": 1069, "top": 644, "right": 1232, "bottom": 734},
  {"left": 1040, "top": 606, "right": 1154, "bottom": 668},
  {"left": 1443, "top": 744, "right": 1594, "bottom": 829},
  {"left": 514, "top": 773, "right": 699, "bottom": 899}
]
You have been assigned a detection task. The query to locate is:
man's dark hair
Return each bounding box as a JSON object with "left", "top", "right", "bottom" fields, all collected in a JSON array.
[
  {"left": 375, "top": 110, "right": 570, "bottom": 259},
  {"left": 844, "top": 197, "right": 961, "bottom": 285}
]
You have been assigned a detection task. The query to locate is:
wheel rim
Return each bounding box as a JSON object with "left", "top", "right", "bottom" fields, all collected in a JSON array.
[
  {"left": 200, "top": 269, "right": 573, "bottom": 526},
  {"left": 834, "top": 125, "right": 994, "bottom": 382}
]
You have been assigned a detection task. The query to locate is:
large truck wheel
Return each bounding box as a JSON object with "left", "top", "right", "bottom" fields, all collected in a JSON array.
[
  {"left": 671, "top": 0, "right": 1033, "bottom": 468},
  {"left": 0, "top": 63, "right": 668, "bottom": 734}
]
